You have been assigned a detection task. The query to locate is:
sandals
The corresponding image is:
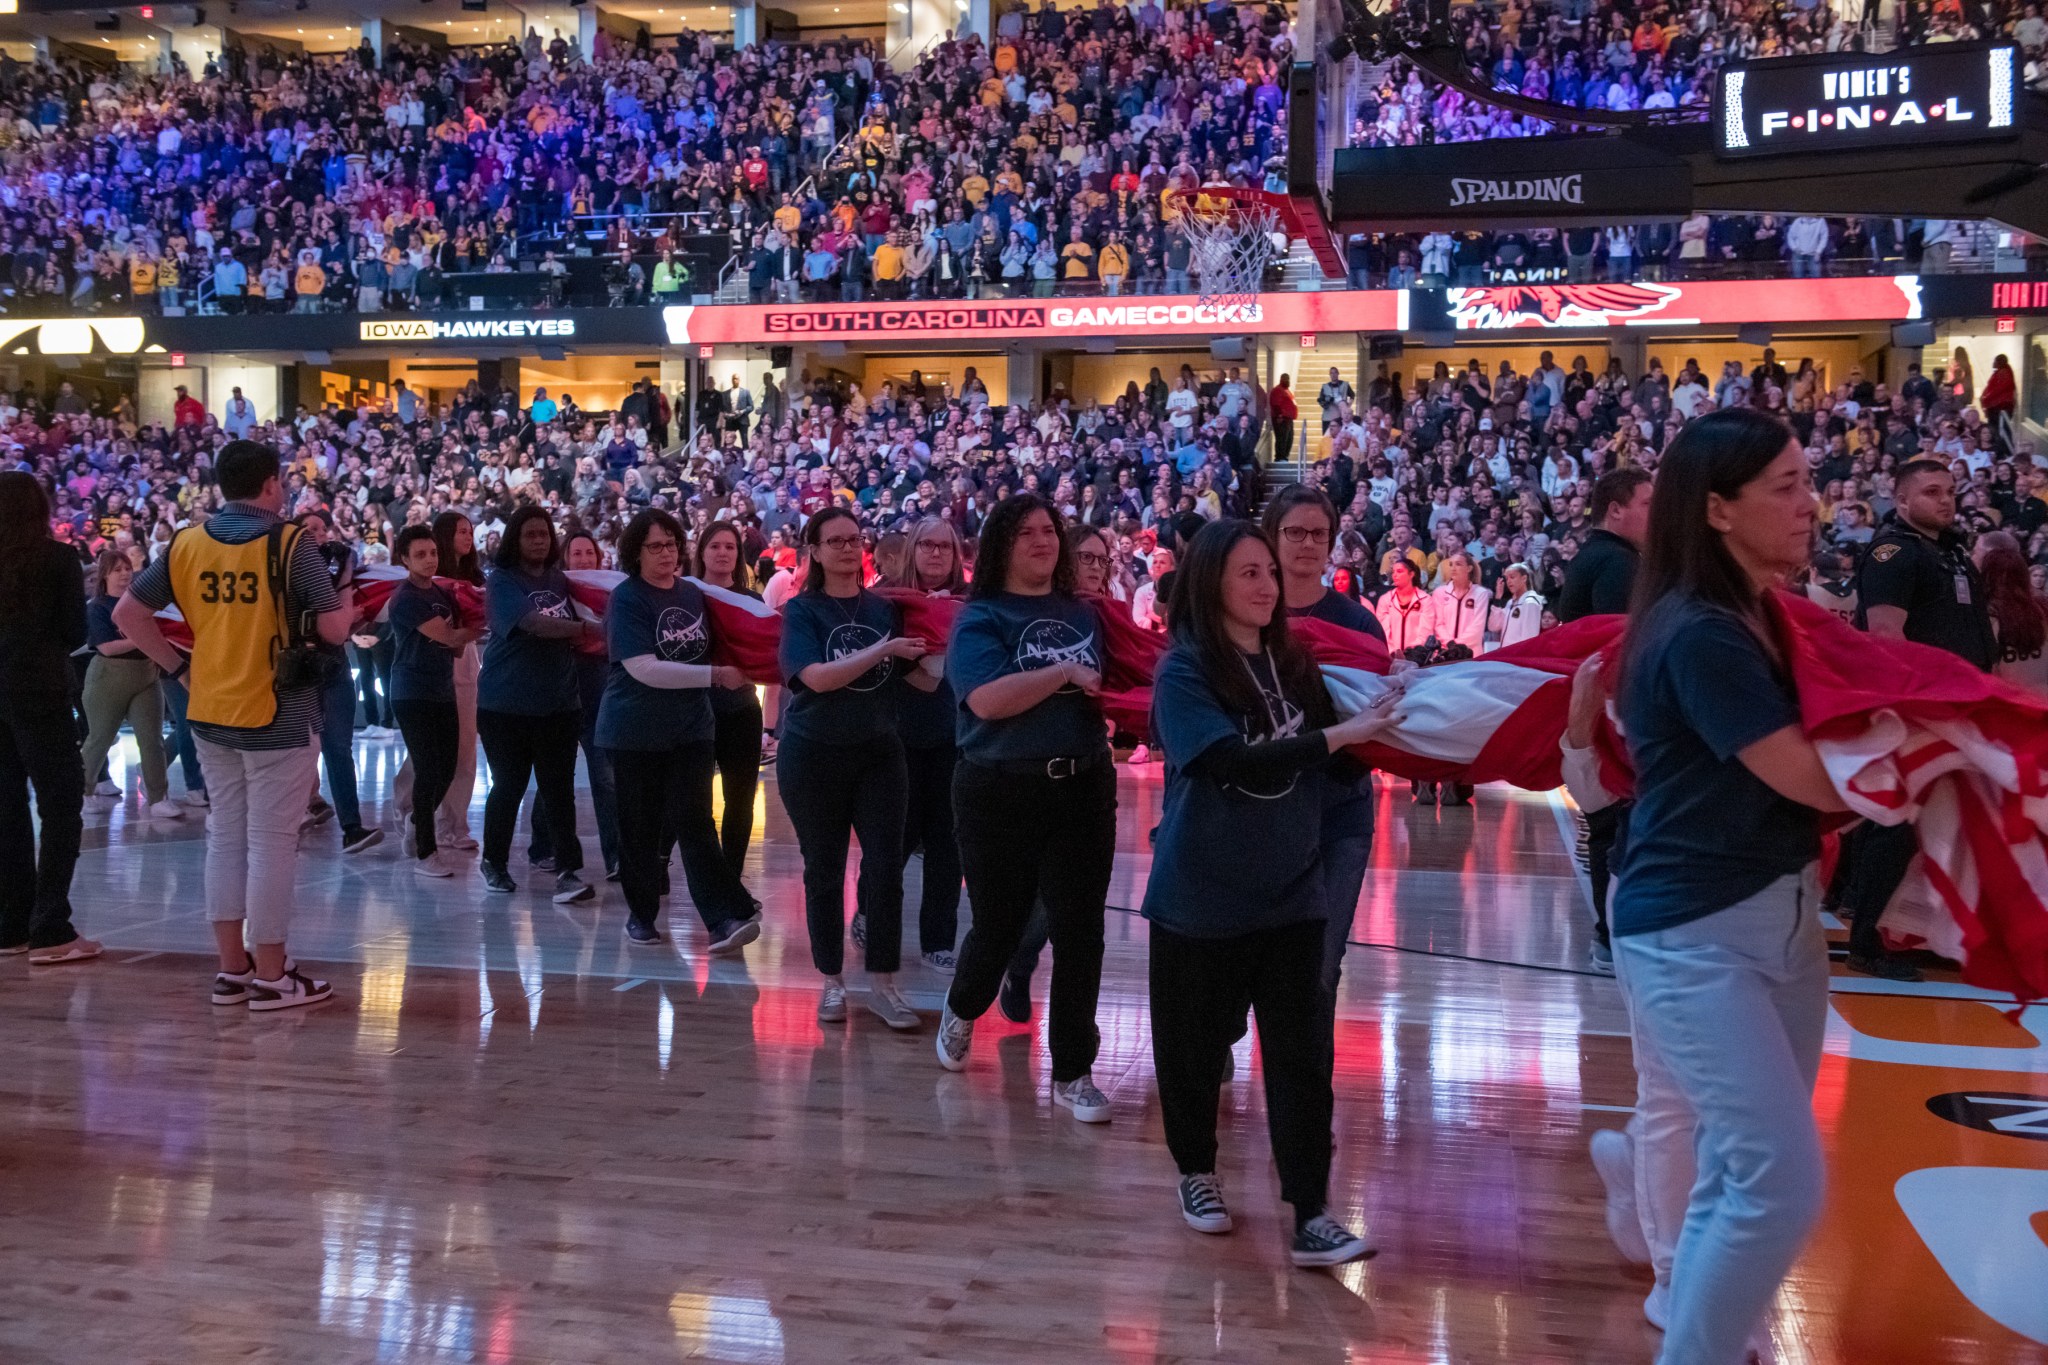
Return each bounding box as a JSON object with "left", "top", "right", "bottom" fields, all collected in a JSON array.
[{"left": 29, "top": 938, "right": 103, "bottom": 965}]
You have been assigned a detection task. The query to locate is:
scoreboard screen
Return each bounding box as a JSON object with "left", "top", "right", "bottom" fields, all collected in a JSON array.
[{"left": 1714, "top": 43, "right": 2020, "bottom": 159}]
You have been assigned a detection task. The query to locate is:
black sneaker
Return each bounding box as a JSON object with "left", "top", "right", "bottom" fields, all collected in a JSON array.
[
  {"left": 707, "top": 917, "right": 761, "bottom": 956},
  {"left": 624, "top": 918, "right": 666, "bottom": 946},
  {"left": 1178, "top": 1173, "right": 1232, "bottom": 1234},
  {"left": 480, "top": 861, "right": 517, "bottom": 894},
  {"left": 604, "top": 865, "right": 621, "bottom": 883},
  {"left": 340, "top": 825, "right": 384, "bottom": 856},
  {"left": 998, "top": 971, "right": 1033, "bottom": 1024},
  {"left": 1290, "top": 1214, "right": 1375, "bottom": 1268},
  {"left": 530, "top": 855, "right": 558, "bottom": 873},
  {"left": 212, "top": 958, "right": 258, "bottom": 1006},
  {"left": 553, "top": 871, "right": 595, "bottom": 904},
  {"left": 1846, "top": 952, "right": 1923, "bottom": 982}
]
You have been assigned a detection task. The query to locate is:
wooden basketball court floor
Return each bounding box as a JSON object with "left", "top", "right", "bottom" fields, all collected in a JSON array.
[{"left": 2, "top": 736, "right": 2045, "bottom": 1365}]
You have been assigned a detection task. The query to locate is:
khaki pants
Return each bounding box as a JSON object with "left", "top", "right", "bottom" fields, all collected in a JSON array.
[{"left": 79, "top": 654, "right": 167, "bottom": 803}]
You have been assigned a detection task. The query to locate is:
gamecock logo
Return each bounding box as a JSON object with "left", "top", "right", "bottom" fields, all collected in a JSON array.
[{"left": 1445, "top": 282, "right": 1685, "bottom": 330}]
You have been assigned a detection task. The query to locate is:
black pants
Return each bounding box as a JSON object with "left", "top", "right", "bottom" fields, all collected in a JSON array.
[
  {"left": 777, "top": 732, "right": 907, "bottom": 975},
  {"left": 609, "top": 743, "right": 752, "bottom": 934},
  {"left": 1272, "top": 417, "right": 1294, "bottom": 463},
  {"left": 369, "top": 638, "right": 395, "bottom": 727},
  {"left": 1149, "top": 917, "right": 1334, "bottom": 1217},
  {"left": 1842, "top": 819, "right": 1918, "bottom": 959},
  {"left": 713, "top": 696, "right": 762, "bottom": 882},
  {"left": 393, "top": 699, "right": 459, "bottom": 859},
  {"left": 1007, "top": 902, "right": 1050, "bottom": 982},
  {"left": 1584, "top": 801, "right": 1625, "bottom": 948},
  {"left": 947, "top": 759, "right": 1116, "bottom": 1084},
  {"left": 0, "top": 700, "right": 83, "bottom": 949},
  {"left": 478, "top": 707, "right": 583, "bottom": 873},
  {"left": 902, "top": 742, "right": 962, "bottom": 956}
]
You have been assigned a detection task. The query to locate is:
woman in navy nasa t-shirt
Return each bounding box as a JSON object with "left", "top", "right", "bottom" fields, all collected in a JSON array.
[
  {"left": 776, "top": 507, "right": 934, "bottom": 1031},
  {"left": 934, "top": 495, "right": 1117, "bottom": 1125},
  {"left": 1142, "top": 519, "right": 1397, "bottom": 1267},
  {"left": 596, "top": 510, "right": 760, "bottom": 952}
]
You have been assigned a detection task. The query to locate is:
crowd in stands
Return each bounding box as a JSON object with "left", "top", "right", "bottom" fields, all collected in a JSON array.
[{"left": 20, "top": 337, "right": 2047, "bottom": 690}]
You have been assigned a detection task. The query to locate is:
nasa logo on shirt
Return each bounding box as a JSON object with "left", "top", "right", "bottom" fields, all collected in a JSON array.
[
  {"left": 656, "top": 606, "right": 707, "bottom": 662},
  {"left": 528, "top": 588, "right": 574, "bottom": 619},
  {"left": 827, "top": 622, "right": 890, "bottom": 691},
  {"left": 1232, "top": 676, "right": 1306, "bottom": 800},
  {"left": 1016, "top": 619, "right": 1098, "bottom": 691}
]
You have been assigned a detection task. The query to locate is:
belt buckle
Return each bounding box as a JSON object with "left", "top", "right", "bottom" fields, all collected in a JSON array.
[{"left": 1045, "top": 756, "right": 1076, "bottom": 779}]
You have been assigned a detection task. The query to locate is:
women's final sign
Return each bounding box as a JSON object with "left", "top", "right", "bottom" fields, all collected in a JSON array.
[{"left": 662, "top": 291, "right": 1410, "bottom": 347}]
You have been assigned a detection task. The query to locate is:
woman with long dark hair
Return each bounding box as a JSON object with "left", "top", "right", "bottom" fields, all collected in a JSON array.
[
  {"left": 1611, "top": 407, "right": 1847, "bottom": 1361},
  {"left": 1143, "top": 519, "right": 1397, "bottom": 1262},
  {"left": 476, "top": 505, "right": 603, "bottom": 902},
  {"left": 935, "top": 495, "right": 1118, "bottom": 1122},
  {"left": 598, "top": 510, "right": 760, "bottom": 950},
  {"left": 0, "top": 471, "right": 97, "bottom": 962},
  {"left": 777, "top": 505, "right": 933, "bottom": 1028},
  {"left": 692, "top": 520, "right": 764, "bottom": 886},
  {"left": 525, "top": 529, "right": 622, "bottom": 879},
  {"left": 881, "top": 516, "right": 968, "bottom": 972},
  {"left": 1978, "top": 529, "right": 2048, "bottom": 695}
]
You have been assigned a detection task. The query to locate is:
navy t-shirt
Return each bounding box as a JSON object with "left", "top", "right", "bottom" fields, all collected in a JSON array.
[
  {"left": 1142, "top": 644, "right": 1326, "bottom": 937},
  {"left": 387, "top": 579, "right": 460, "bottom": 703},
  {"left": 949, "top": 591, "right": 1108, "bottom": 763},
  {"left": 1290, "top": 587, "right": 1384, "bottom": 803},
  {"left": 478, "top": 565, "right": 582, "bottom": 715},
  {"left": 86, "top": 595, "right": 136, "bottom": 653},
  {"left": 778, "top": 589, "right": 901, "bottom": 745},
  {"left": 596, "top": 574, "right": 715, "bottom": 750},
  {"left": 1612, "top": 594, "right": 1820, "bottom": 935}
]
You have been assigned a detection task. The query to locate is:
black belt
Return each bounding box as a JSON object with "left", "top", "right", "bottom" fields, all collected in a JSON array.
[{"left": 975, "top": 750, "right": 1109, "bottom": 779}]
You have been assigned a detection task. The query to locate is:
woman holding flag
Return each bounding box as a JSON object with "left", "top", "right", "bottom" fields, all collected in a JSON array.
[
  {"left": 692, "top": 522, "right": 765, "bottom": 888},
  {"left": 777, "top": 505, "right": 933, "bottom": 1031},
  {"left": 1142, "top": 518, "right": 1398, "bottom": 1264},
  {"left": 597, "top": 510, "right": 761, "bottom": 952},
  {"left": 935, "top": 495, "right": 1118, "bottom": 1124},
  {"left": 882, "top": 517, "right": 968, "bottom": 973},
  {"left": 1611, "top": 407, "right": 1848, "bottom": 1364},
  {"left": 1263, "top": 485, "right": 1388, "bottom": 1001}
]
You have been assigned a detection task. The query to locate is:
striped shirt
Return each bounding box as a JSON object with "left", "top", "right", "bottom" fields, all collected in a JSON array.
[{"left": 131, "top": 501, "right": 339, "bottom": 751}]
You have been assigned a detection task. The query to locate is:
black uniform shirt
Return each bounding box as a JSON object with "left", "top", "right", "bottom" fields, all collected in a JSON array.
[{"left": 1855, "top": 516, "right": 1996, "bottom": 672}]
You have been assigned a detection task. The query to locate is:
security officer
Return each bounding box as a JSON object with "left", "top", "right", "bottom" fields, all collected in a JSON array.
[{"left": 1843, "top": 458, "right": 1995, "bottom": 980}]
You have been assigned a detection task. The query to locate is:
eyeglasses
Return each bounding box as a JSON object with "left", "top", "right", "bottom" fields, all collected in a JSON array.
[
  {"left": 1279, "top": 526, "right": 1332, "bottom": 546},
  {"left": 1074, "top": 550, "right": 1108, "bottom": 567},
  {"left": 642, "top": 537, "right": 679, "bottom": 554},
  {"left": 818, "top": 535, "right": 863, "bottom": 551}
]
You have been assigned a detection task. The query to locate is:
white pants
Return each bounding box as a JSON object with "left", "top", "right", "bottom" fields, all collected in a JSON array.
[
  {"left": 195, "top": 736, "right": 319, "bottom": 947},
  {"left": 1614, "top": 869, "right": 1829, "bottom": 1365},
  {"left": 1616, "top": 931, "right": 1698, "bottom": 1292}
]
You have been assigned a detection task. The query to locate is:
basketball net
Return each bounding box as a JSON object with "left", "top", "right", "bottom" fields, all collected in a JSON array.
[{"left": 1171, "top": 190, "right": 1282, "bottom": 315}]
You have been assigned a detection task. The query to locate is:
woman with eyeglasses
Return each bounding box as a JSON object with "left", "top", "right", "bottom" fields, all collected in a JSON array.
[
  {"left": 1144, "top": 518, "right": 1398, "bottom": 1263},
  {"left": 693, "top": 521, "right": 765, "bottom": 890},
  {"left": 778, "top": 506, "right": 934, "bottom": 1029},
  {"left": 998, "top": 522, "right": 1112, "bottom": 1023},
  {"left": 598, "top": 510, "right": 761, "bottom": 951},
  {"left": 1262, "top": 485, "right": 1389, "bottom": 1002},
  {"left": 879, "top": 517, "right": 968, "bottom": 972},
  {"left": 935, "top": 495, "right": 1118, "bottom": 1124},
  {"left": 524, "top": 530, "right": 622, "bottom": 881}
]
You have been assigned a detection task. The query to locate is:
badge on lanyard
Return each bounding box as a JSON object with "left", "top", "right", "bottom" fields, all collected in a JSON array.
[{"left": 1954, "top": 573, "right": 1972, "bottom": 605}]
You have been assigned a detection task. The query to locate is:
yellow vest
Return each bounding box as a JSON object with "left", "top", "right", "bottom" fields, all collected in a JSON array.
[{"left": 168, "top": 523, "right": 296, "bottom": 728}]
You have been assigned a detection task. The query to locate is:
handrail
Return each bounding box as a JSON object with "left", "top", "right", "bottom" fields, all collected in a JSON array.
[{"left": 715, "top": 123, "right": 865, "bottom": 300}]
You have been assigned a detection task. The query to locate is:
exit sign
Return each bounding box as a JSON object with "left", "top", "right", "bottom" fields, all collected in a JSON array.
[
  {"left": 1299, "top": 332, "right": 1316, "bottom": 348},
  {"left": 169, "top": 352, "right": 186, "bottom": 367},
  {"left": 1997, "top": 316, "right": 2018, "bottom": 333}
]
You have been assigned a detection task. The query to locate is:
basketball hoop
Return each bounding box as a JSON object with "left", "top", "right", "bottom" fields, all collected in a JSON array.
[{"left": 1169, "top": 187, "right": 1285, "bottom": 315}]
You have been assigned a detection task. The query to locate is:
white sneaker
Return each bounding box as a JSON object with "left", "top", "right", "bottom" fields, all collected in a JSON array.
[
  {"left": 920, "top": 950, "right": 957, "bottom": 975},
  {"left": 818, "top": 981, "right": 848, "bottom": 1023},
  {"left": 246, "top": 967, "right": 333, "bottom": 1012},
  {"left": 93, "top": 779, "right": 121, "bottom": 797},
  {"left": 414, "top": 851, "right": 456, "bottom": 878},
  {"left": 180, "top": 789, "right": 210, "bottom": 808},
  {"left": 1590, "top": 1128, "right": 1652, "bottom": 1265},
  {"left": 935, "top": 1004, "right": 973, "bottom": 1070},
  {"left": 440, "top": 829, "right": 479, "bottom": 852},
  {"left": 1053, "top": 1074, "right": 1111, "bottom": 1123},
  {"left": 865, "top": 983, "right": 921, "bottom": 1030},
  {"left": 148, "top": 799, "right": 185, "bottom": 819},
  {"left": 1644, "top": 1279, "right": 1670, "bottom": 1330},
  {"left": 1128, "top": 743, "right": 1151, "bottom": 764}
]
